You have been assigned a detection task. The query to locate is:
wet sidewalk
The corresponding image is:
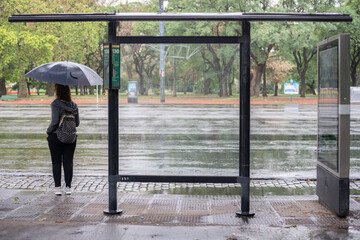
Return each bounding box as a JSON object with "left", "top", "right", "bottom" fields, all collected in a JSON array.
[
  {"left": 1, "top": 174, "right": 360, "bottom": 194},
  {"left": 1, "top": 177, "right": 360, "bottom": 239}
]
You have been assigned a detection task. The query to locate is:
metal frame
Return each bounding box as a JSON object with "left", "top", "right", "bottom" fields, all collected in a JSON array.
[
  {"left": 8, "top": 11, "right": 352, "bottom": 218},
  {"left": 115, "top": 36, "right": 244, "bottom": 44},
  {"left": 105, "top": 21, "right": 252, "bottom": 216},
  {"left": 8, "top": 12, "right": 352, "bottom": 22}
]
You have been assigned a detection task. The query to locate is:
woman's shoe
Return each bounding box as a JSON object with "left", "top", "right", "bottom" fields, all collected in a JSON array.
[
  {"left": 65, "top": 187, "right": 71, "bottom": 195},
  {"left": 54, "top": 187, "right": 62, "bottom": 196}
]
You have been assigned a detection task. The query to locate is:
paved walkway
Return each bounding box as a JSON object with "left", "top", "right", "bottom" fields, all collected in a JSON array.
[
  {"left": 0, "top": 188, "right": 360, "bottom": 239},
  {"left": 1, "top": 175, "right": 360, "bottom": 239},
  {"left": 1, "top": 174, "right": 360, "bottom": 193}
]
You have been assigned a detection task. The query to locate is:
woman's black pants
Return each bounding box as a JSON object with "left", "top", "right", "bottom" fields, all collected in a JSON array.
[{"left": 47, "top": 133, "right": 76, "bottom": 188}]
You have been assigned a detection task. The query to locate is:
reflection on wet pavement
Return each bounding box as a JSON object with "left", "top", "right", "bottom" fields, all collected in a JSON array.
[{"left": 0, "top": 104, "right": 359, "bottom": 179}]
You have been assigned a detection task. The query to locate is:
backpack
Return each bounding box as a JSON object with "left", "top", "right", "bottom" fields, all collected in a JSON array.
[{"left": 55, "top": 111, "right": 77, "bottom": 144}]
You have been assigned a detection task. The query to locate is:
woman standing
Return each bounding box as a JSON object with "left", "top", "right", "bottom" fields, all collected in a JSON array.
[{"left": 46, "top": 84, "right": 80, "bottom": 196}]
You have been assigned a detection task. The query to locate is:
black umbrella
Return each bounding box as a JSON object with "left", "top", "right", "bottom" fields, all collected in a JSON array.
[{"left": 25, "top": 61, "right": 103, "bottom": 86}]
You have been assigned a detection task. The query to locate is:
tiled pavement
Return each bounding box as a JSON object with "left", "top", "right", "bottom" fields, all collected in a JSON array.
[
  {"left": 1, "top": 174, "right": 360, "bottom": 239},
  {"left": 0, "top": 174, "right": 359, "bottom": 193}
]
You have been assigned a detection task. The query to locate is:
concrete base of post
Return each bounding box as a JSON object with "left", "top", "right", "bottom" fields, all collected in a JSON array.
[
  {"left": 235, "top": 211, "right": 255, "bottom": 217},
  {"left": 103, "top": 209, "right": 123, "bottom": 215}
]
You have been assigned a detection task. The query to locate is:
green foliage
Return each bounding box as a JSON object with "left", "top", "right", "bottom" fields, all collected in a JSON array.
[
  {"left": 0, "top": 0, "right": 106, "bottom": 96},
  {"left": 1, "top": 0, "right": 359, "bottom": 97}
]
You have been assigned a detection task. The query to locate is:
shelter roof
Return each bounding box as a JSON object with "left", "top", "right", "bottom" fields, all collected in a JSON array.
[{"left": 9, "top": 12, "right": 352, "bottom": 23}]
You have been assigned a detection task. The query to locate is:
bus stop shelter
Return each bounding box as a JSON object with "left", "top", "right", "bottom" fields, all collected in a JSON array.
[{"left": 9, "top": 12, "right": 352, "bottom": 217}]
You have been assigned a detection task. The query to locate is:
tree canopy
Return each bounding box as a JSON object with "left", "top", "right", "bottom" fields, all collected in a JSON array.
[{"left": 0, "top": 0, "right": 358, "bottom": 98}]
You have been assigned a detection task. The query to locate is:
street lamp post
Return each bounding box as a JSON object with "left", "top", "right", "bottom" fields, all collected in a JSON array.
[{"left": 159, "top": 0, "right": 165, "bottom": 102}]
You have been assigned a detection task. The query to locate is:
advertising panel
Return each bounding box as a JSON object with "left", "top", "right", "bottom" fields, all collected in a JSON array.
[{"left": 128, "top": 81, "right": 138, "bottom": 103}]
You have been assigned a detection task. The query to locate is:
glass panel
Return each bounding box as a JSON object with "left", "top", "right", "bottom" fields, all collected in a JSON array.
[
  {"left": 116, "top": 21, "right": 242, "bottom": 37},
  {"left": 318, "top": 40, "right": 339, "bottom": 172},
  {"left": 118, "top": 43, "right": 240, "bottom": 176}
]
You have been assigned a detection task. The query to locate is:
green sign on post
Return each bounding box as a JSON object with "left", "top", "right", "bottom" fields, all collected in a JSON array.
[{"left": 104, "top": 44, "right": 120, "bottom": 89}]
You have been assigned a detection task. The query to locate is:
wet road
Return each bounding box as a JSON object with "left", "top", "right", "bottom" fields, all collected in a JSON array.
[{"left": 0, "top": 104, "right": 359, "bottom": 179}]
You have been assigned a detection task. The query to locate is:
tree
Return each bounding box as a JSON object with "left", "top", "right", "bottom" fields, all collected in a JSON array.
[
  {"left": 248, "top": 0, "right": 281, "bottom": 97},
  {"left": 144, "top": 54, "right": 157, "bottom": 96},
  {"left": 1, "top": 0, "right": 104, "bottom": 98},
  {"left": 267, "top": 56, "right": 294, "bottom": 96},
  {"left": 333, "top": 3, "right": 360, "bottom": 86},
  {"left": 279, "top": 21, "right": 326, "bottom": 97},
  {"left": 201, "top": 44, "right": 238, "bottom": 97},
  {"left": 133, "top": 45, "right": 146, "bottom": 95},
  {"left": 277, "top": 0, "right": 342, "bottom": 97},
  {"left": 250, "top": 39, "right": 274, "bottom": 97},
  {"left": 0, "top": 27, "right": 17, "bottom": 96},
  {"left": 166, "top": 0, "right": 244, "bottom": 97}
]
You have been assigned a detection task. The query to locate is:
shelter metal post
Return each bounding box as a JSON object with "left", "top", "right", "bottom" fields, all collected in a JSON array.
[
  {"left": 237, "top": 21, "right": 254, "bottom": 217},
  {"left": 104, "top": 21, "right": 122, "bottom": 215}
]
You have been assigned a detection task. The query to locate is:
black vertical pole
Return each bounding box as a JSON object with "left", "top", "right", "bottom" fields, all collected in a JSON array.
[
  {"left": 236, "top": 21, "right": 254, "bottom": 217},
  {"left": 104, "top": 21, "right": 122, "bottom": 215}
]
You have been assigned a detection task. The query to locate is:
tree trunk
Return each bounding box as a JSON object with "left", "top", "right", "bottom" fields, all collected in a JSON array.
[
  {"left": 139, "top": 75, "right": 145, "bottom": 95},
  {"left": 204, "top": 78, "right": 210, "bottom": 95},
  {"left": 274, "top": 84, "right": 278, "bottom": 96},
  {"left": 0, "top": 77, "right": 6, "bottom": 97},
  {"left": 293, "top": 48, "right": 316, "bottom": 98},
  {"left": 89, "top": 87, "right": 95, "bottom": 95},
  {"left": 183, "top": 78, "right": 187, "bottom": 95},
  {"left": 75, "top": 86, "right": 78, "bottom": 95},
  {"left": 205, "top": 44, "right": 235, "bottom": 98},
  {"left": 26, "top": 80, "right": 31, "bottom": 96},
  {"left": 144, "top": 61, "right": 156, "bottom": 96},
  {"left": 300, "top": 71, "right": 306, "bottom": 97},
  {"left": 218, "top": 76, "right": 223, "bottom": 97},
  {"left": 46, "top": 83, "right": 54, "bottom": 97},
  {"left": 80, "top": 86, "right": 84, "bottom": 95},
  {"left": 221, "top": 75, "right": 228, "bottom": 97},
  {"left": 18, "top": 77, "right": 27, "bottom": 98},
  {"left": 350, "top": 43, "right": 360, "bottom": 86},
  {"left": 172, "top": 49, "right": 177, "bottom": 97},
  {"left": 228, "top": 68, "right": 234, "bottom": 96},
  {"left": 228, "top": 79, "right": 233, "bottom": 96},
  {"left": 145, "top": 74, "right": 152, "bottom": 96},
  {"left": 126, "top": 64, "right": 133, "bottom": 80},
  {"left": 250, "top": 69, "right": 255, "bottom": 96},
  {"left": 217, "top": 73, "right": 228, "bottom": 97},
  {"left": 17, "top": 43, "right": 27, "bottom": 98},
  {"left": 351, "top": 70, "right": 357, "bottom": 86},
  {"left": 253, "top": 64, "right": 265, "bottom": 97},
  {"left": 308, "top": 80, "right": 317, "bottom": 95},
  {"left": 36, "top": 81, "right": 40, "bottom": 95},
  {"left": 262, "top": 65, "right": 267, "bottom": 97}
]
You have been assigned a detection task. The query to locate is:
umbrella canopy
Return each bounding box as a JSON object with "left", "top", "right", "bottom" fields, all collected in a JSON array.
[{"left": 25, "top": 61, "right": 103, "bottom": 86}]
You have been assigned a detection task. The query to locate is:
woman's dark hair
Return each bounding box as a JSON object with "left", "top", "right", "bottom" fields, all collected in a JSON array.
[{"left": 55, "top": 84, "right": 72, "bottom": 102}]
